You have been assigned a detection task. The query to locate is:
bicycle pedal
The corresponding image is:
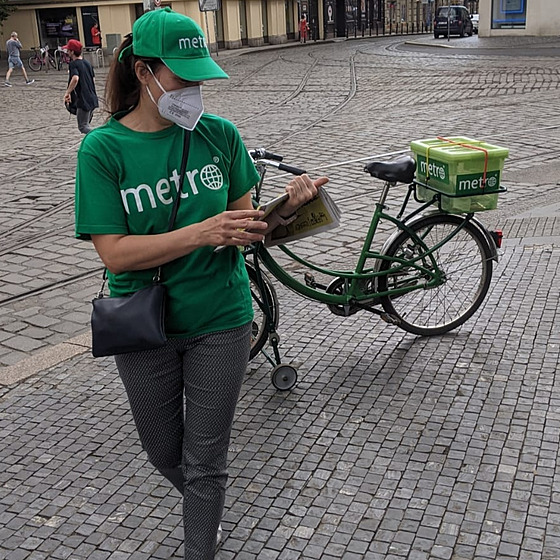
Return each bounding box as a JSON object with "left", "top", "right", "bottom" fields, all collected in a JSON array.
[{"left": 380, "top": 313, "right": 400, "bottom": 325}]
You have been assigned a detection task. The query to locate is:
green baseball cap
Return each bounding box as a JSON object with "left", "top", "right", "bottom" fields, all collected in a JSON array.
[{"left": 119, "top": 8, "right": 228, "bottom": 81}]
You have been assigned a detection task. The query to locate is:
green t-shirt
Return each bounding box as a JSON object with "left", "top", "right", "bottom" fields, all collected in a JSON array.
[{"left": 75, "top": 113, "right": 260, "bottom": 338}]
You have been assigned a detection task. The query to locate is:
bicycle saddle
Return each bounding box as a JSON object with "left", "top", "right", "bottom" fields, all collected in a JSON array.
[{"left": 364, "top": 156, "right": 416, "bottom": 184}]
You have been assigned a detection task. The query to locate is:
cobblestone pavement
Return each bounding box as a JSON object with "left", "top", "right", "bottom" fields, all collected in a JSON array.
[{"left": 1, "top": 34, "right": 560, "bottom": 559}]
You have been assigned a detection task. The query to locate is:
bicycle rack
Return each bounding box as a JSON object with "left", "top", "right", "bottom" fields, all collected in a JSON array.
[
  {"left": 83, "top": 47, "right": 104, "bottom": 68},
  {"left": 95, "top": 48, "right": 104, "bottom": 68}
]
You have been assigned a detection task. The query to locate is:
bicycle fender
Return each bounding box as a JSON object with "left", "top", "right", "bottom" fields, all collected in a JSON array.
[
  {"left": 468, "top": 215, "right": 500, "bottom": 262},
  {"left": 376, "top": 212, "right": 499, "bottom": 270}
]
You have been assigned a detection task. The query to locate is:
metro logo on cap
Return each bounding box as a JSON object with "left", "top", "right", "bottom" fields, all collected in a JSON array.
[
  {"left": 121, "top": 7, "right": 228, "bottom": 82},
  {"left": 178, "top": 36, "right": 207, "bottom": 50}
]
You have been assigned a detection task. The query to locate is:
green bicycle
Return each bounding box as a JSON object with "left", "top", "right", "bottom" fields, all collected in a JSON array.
[{"left": 245, "top": 149, "right": 504, "bottom": 391}]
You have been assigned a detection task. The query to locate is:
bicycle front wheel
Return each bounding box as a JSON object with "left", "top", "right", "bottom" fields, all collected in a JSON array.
[
  {"left": 48, "top": 54, "right": 57, "bottom": 70},
  {"left": 246, "top": 263, "right": 279, "bottom": 360},
  {"left": 378, "top": 214, "right": 493, "bottom": 336},
  {"left": 28, "top": 56, "right": 41, "bottom": 72}
]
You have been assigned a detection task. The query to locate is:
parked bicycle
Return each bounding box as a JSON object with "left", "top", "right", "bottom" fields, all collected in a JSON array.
[
  {"left": 28, "top": 45, "right": 56, "bottom": 72},
  {"left": 244, "top": 149, "right": 505, "bottom": 391},
  {"left": 54, "top": 46, "right": 71, "bottom": 71}
]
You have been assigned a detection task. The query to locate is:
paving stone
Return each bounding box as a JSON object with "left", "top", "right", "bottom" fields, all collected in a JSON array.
[{"left": 1, "top": 34, "right": 560, "bottom": 560}]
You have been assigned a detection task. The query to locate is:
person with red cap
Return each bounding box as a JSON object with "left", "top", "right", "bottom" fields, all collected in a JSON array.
[{"left": 63, "top": 39, "right": 98, "bottom": 133}]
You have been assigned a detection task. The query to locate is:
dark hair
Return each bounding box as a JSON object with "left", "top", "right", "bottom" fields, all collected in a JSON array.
[{"left": 105, "top": 34, "right": 164, "bottom": 116}]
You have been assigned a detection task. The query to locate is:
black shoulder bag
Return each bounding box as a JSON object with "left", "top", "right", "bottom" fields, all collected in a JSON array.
[{"left": 91, "top": 130, "right": 191, "bottom": 358}]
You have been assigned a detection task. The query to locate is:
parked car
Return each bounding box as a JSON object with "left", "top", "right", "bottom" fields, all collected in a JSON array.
[
  {"left": 471, "top": 13, "right": 479, "bottom": 34},
  {"left": 434, "top": 5, "right": 474, "bottom": 38}
]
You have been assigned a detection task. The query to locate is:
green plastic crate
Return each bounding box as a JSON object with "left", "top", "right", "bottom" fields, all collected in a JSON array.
[{"left": 410, "top": 137, "right": 509, "bottom": 213}]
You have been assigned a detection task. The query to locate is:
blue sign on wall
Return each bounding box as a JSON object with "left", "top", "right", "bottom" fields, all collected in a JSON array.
[{"left": 500, "top": 0, "right": 525, "bottom": 14}]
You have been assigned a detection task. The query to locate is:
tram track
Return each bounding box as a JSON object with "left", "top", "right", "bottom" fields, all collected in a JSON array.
[
  {"left": 2, "top": 45, "right": 559, "bottom": 310},
  {"left": 2, "top": 121, "right": 558, "bottom": 255},
  {"left": 0, "top": 55, "right": 348, "bottom": 253},
  {"left": 265, "top": 55, "right": 357, "bottom": 149},
  {"left": 235, "top": 58, "right": 319, "bottom": 126},
  {"left": 2, "top": 137, "right": 556, "bottom": 309},
  {"left": 204, "top": 53, "right": 282, "bottom": 98},
  {"left": 0, "top": 198, "right": 74, "bottom": 241},
  {"left": 0, "top": 268, "right": 103, "bottom": 307}
]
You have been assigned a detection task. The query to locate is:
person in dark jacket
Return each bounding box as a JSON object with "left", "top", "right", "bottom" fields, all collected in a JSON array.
[{"left": 63, "top": 39, "right": 99, "bottom": 134}]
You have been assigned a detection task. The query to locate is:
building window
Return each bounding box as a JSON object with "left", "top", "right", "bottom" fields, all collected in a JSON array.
[
  {"left": 37, "top": 8, "right": 78, "bottom": 49},
  {"left": 491, "top": 0, "right": 526, "bottom": 29},
  {"left": 81, "top": 7, "right": 100, "bottom": 48}
]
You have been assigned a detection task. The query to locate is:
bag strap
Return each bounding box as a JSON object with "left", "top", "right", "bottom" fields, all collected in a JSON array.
[
  {"left": 99, "top": 129, "right": 192, "bottom": 293},
  {"left": 167, "top": 129, "right": 191, "bottom": 232},
  {"left": 153, "top": 129, "right": 191, "bottom": 282}
]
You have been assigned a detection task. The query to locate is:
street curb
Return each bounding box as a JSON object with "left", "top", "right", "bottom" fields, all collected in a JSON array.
[
  {"left": 404, "top": 40, "right": 454, "bottom": 48},
  {"left": 404, "top": 38, "right": 560, "bottom": 50},
  {"left": 0, "top": 332, "right": 91, "bottom": 386}
]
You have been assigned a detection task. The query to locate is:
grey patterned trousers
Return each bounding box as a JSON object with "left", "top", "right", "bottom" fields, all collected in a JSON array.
[{"left": 115, "top": 322, "right": 251, "bottom": 560}]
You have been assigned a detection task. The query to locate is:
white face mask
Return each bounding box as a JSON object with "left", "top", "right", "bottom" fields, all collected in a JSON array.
[{"left": 146, "top": 66, "right": 204, "bottom": 131}]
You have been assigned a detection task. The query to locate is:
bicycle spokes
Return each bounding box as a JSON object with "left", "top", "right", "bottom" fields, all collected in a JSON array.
[{"left": 378, "top": 215, "right": 493, "bottom": 336}]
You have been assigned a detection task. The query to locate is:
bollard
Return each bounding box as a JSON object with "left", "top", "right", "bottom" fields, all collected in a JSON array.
[{"left": 95, "top": 48, "right": 104, "bottom": 68}]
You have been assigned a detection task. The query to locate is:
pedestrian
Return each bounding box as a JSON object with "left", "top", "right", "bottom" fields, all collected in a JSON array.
[
  {"left": 5, "top": 31, "right": 35, "bottom": 87},
  {"left": 74, "top": 7, "right": 327, "bottom": 560},
  {"left": 299, "top": 15, "right": 309, "bottom": 43},
  {"left": 63, "top": 39, "right": 98, "bottom": 134},
  {"left": 90, "top": 22, "right": 102, "bottom": 48}
]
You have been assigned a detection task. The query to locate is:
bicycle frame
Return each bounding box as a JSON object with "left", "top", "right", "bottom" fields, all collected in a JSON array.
[
  {"left": 245, "top": 152, "right": 503, "bottom": 387},
  {"left": 29, "top": 46, "right": 56, "bottom": 72},
  {"left": 246, "top": 177, "right": 477, "bottom": 310}
]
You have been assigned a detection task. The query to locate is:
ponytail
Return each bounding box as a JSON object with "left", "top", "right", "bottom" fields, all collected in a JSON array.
[{"left": 105, "top": 34, "right": 163, "bottom": 116}]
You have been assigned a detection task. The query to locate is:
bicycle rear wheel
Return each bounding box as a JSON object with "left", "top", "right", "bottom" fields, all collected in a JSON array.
[
  {"left": 28, "top": 56, "right": 41, "bottom": 72},
  {"left": 378, "top": 214, "right": 493, "bottom": 336},
  {"left": 246, "top": 263, "right": 279, "bottom": 360}
]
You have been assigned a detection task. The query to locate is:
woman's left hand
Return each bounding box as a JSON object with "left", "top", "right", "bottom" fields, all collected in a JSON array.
[{"left": 279, "top": 174, "right": 329, "bottom": 218}]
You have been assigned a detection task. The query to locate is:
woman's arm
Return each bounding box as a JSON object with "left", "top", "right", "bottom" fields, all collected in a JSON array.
[
  {"left": 91, "top": 174, "right": 327, "bottom": 275},
  {"left": 91, "top": 208, "right": 266, "bottom": 275}
]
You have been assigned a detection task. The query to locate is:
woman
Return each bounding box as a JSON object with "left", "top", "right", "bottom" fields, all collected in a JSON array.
[{"left": 74, "top": 8, "right": 327, "bottom": 560}]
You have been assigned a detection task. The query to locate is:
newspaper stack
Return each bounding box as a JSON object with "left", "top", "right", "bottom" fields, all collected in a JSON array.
[{"left": 262, "top": 187, "right": 341, "bottom": 246}]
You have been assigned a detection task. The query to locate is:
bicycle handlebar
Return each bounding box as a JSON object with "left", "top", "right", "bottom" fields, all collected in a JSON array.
[
  {"left": 249, "top": 148, "right": 283, "bottom": 162},
  {"left": 249, "top": 148, "right": 307, "bottom": 175},
  {"left": 278, "top": 163, "right": 307, "bottom": 176}
]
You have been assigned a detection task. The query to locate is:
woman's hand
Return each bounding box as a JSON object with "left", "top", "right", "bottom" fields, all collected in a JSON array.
[
  {"left": 197, "top": 209, "right": 268, "bottom": 247},
  {"left": 279, "top": 175, "right": 329, "bottom": 217}
]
